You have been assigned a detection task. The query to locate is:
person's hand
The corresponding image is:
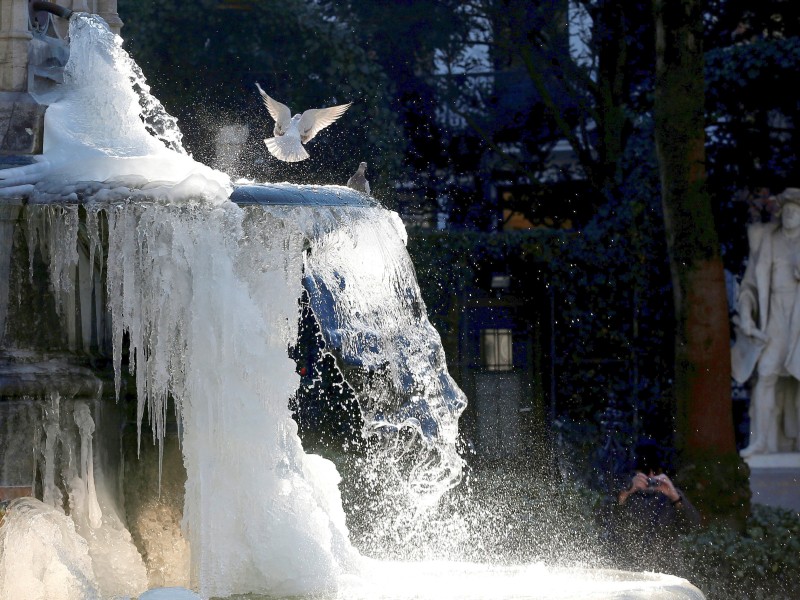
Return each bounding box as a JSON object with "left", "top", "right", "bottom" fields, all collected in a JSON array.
[
  {"left": 618, "top": 472, "right": 648, "bottom": 505},
  {"left": 650, "top": 474, "right": 681, "bottom": 503},
  {"left": 629, "top": 472, "right": 649, "bottom": 493}
]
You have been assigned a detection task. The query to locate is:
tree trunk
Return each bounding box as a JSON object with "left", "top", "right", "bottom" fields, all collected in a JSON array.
[{"left": 652, "top": 0, "right": 749, "bottom": 526}]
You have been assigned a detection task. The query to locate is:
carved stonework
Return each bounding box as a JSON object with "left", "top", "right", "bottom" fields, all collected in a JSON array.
[
  {"left": 0, "top": 91, "right": 45, "bottom": 154},
  {"left": 96, "top": 0, "right": 123, "bottom": 35},
  {"left": 0, "top": 0, "right": 33, "bottom": 92}
]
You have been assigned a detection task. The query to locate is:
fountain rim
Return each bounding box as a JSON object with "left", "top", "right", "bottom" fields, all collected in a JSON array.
[
  {"left": 229, "top": 182, "right": 379, "bottom": 208},
  {"left": 3, "top": 180, "right": 381, "bottom": 208}
]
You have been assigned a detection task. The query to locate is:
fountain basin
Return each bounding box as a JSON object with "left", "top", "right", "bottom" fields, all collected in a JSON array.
[{"left": 139, "top": 560, "right": 705, "bottom": 600}]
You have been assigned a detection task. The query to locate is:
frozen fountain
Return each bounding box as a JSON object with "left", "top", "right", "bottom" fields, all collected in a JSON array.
[{"left": 0, "top": 9, "right": 705, "bottom": 600}]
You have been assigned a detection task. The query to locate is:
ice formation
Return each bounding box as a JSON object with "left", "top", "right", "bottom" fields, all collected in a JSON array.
[
  {"left": 0, "top": 497, "right": 100, "bottom": 600},
  {"left": 0, "top": 395, "right": 148, "bottom": 599},
  {"left": 103, "top": 199, "right": 364, "bottom": 597},
  {"left": 8, "top": 189, "right": 468, "bottom": 597},
  {"left": 0, "top": 10, "right": 466, "bottom": 598},
  {"left": 0, "top": 13, "right": 229, "bottom": 201}
]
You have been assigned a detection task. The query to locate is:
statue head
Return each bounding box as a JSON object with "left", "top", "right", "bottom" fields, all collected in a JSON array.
[
  {"left": 778, "top": 188, "right": 800, "bottom": 229},
  {"left": 778, "top": 188, "right": 800, "bottom": 208}
]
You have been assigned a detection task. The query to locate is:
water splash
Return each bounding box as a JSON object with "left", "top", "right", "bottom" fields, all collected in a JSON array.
[
  {"left": 300, "top": 203, "right": 467, "bottom": 556},
  {"left": 303, "top": 207, "right": 465, "bottom": 481}
]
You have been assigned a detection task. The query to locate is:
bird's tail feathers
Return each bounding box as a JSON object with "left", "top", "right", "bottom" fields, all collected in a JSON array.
[{"left": 264, "top": 137, "right": 309, "bottom": 162}]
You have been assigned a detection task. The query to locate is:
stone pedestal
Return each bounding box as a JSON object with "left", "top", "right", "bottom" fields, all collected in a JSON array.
[
  {"left": 97, "top": 0, "right": 124, "bottom": 35},
  {"left": 747, "top": 453, "right": 800, "bottom": 513},
  {"left": 743, "top": 452, "right": 800, "bottom": 469}
]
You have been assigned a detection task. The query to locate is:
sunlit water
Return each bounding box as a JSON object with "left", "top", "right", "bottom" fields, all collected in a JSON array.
[{"left": 0, "top": 12, "right": 704, "bottom": 600}]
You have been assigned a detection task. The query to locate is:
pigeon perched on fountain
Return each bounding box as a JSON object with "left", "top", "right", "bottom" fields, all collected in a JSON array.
[
  {"left": 255, "top": 83, "right": 352, "bottom": 162},
  {"left": 346, "top": 162, "right": 370, "bottom": 195}
]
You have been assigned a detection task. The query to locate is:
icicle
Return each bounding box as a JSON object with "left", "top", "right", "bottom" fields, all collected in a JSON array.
[
  {"left": 25, "top": 206, "right": 41, "bottom": 286},
  {"left": 44, "top": 205, "right": 80, "bottom": 302},
  {"left": 85, "top": 207, "right": 103, "bottom": 282},
  {"left": 73, "top": 402, "right": 102, "bottom": 529},
  {"left": 41, "top": 392, "right": 63, "bottom": 511}
]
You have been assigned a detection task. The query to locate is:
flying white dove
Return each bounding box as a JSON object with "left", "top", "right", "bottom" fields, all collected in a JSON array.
[
  {"left": 255, "top": 82, "right": 352, "bottom": 162},
  {"left": 346, "top": 161, "right": 370, "bottom": 195}
]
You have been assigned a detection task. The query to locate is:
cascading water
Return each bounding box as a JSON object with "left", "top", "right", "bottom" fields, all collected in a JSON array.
[
  {"left": 0, "top": 11, "right": 705, "bottom": 600},
  {"left": 301, "top": 204, "right": 466, "bottom": 500}
]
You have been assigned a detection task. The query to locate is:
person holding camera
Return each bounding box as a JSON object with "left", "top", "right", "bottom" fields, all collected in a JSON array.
[
  {"left": 605, "top": 441, "right": 701, "bottom": 572},
  {"left": 617, "top": 471, "right": 686, "bottom": 509}
]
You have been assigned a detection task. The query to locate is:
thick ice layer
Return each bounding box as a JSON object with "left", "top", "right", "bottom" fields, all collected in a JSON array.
[
  {"left": 340, "top": 560, "right": 707, "bottom": 600},
  {"left": 0, "top": 498, "right": 99, "bottom": 600},
  {"left": 103, "top": 201, "right": 360, "bottom": 597},
  {"left": 131, "top": 561, "right": 707, "bottom": 600}
]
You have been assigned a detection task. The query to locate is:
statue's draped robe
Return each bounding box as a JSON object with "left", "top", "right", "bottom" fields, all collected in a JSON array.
[{"left": 732, "top": 223, "right": 800, "bottom": 441}]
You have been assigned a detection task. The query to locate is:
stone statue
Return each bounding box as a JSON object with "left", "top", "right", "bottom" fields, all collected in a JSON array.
[{"left": 732, "top": 187, "right": 800, "bottom": 457}]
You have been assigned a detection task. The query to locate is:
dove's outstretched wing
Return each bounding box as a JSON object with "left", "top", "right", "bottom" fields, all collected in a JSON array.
[
  {"left": 297, "top": 103, "right": 353, "bottom": 144},
  {"left": 255, "top": 83, "right": 292, "bottom": 136}
]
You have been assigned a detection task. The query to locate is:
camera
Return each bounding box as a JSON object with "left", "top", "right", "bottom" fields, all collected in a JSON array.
[{"left": 647, "top": 477, "right": 659, "bottom": 488}]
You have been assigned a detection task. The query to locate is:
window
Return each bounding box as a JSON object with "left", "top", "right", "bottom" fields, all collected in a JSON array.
[{"left": 481, "top": 328, "right": 513, "bottom": 371}]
